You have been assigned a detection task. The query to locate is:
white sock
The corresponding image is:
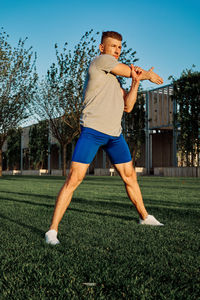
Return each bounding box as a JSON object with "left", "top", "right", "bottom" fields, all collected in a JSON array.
[
  {"left": 46, "top": 229, "right": 57, "bottom": 236},
  {"left": 45, "top": 229, "right": 60, "bottom": 245}
]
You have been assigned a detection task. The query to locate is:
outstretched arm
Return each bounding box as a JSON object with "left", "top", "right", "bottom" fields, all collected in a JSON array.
[
  {"left": 111, "top": 64, "right": 163, "bottom": 85},
  {"left": 123, "top": 65, "right": 143, "bottom": 113},
  {"left": 139, "top": 66, "right": 163, "bottom": 84}
]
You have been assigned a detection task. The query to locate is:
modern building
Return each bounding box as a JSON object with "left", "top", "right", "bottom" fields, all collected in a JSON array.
[{"left": 2, "top": 84, "right": 179, "bottom": 175}]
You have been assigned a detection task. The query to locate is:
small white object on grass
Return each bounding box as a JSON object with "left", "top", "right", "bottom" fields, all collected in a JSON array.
[{"left": 82, "top": 283, "right": 97, "bottom": 287}]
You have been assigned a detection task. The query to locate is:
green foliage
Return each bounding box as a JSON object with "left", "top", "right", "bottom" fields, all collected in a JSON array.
[
  {"left": 170, "top": 67, "right": 200, "bottom": 166},
  {"left": 123, "top": 90, "right": 145, "bottom": 166},
  {"left": 0, "top": 176, "right": 199, "bottom": 299},
  {"left": 5, "top": 128, "right": 21, "bottom": 170},
  {"left": 0, "top": 28, "right": 37, "bottom": 175},
  {"left": 28, "top": 120, "right": 49, "bottom": 169}
]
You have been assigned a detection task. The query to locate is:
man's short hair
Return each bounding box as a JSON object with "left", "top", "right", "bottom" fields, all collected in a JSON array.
[{"left": 101, "top": 31, "right": 123, "bottom": 43}]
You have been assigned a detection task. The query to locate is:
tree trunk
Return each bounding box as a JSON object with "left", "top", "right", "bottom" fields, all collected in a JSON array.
[
  {"left": 0, "top": 148, "right": 2, "bottom": 177},
  {"left": 132, "top": 145, "right": 138, "bottom": 167},
  {"left": 186, "top": 151, "right": 189, "bottom": 167},
  {"left": 180, "top": 149, "right": 184, "bottom": 167},
  {"left": 62, "top": 144, "right": 67, "bottom": 176},
  {"left": 191, "top": 148, "right": 194, "bottom": 167}
]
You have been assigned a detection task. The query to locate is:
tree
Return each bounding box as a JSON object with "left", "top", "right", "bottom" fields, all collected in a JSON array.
[
  {"left": 33, "top": 30, "right": 139, "bottom": 175},
  {"left": 123, "top": 90, "right": 145, "bottom": 166},
  {"left": 170, "top": 67, "right": 200, "bottom": 166},
  {"left": 0, "top": 28, "right": 37, "bottom": 176},
  {"left": 29, "top": 120, "right": 49, "bottom": 169},
  {"left": 5, "top": 128, "right": 21, "bottom": 170}
]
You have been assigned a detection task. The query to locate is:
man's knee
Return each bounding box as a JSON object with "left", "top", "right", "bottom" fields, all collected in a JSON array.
[
  {"left": 122, "top": 166, "right": 137, "bottom": 185},
  {"left": 64, "top": 170, "right": 83, "bottom": 190},
  {"left": 65, "top": 163, "right": 88, "bottom": 190}
]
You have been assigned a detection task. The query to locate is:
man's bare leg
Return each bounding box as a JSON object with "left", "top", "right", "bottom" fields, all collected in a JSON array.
[
  {"left": 114, "top": 161, "right": 163, "bottom": 225},
  {"left": 50, "top": 162, "right": 89, "bottom": 231},
  {"left": 114, "top": 161, "right": 148, "bottom": 220},
  {"left": 45, "top": 162, "right": 89, "bottom": 244}
]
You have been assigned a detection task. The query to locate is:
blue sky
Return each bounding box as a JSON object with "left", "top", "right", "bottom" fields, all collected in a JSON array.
[{"left": 1, "top": 0, "right": 200, "bottom": 90}]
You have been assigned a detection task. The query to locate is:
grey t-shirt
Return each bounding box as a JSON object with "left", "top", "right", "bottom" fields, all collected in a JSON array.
[{"left": 80, "top": 54, "right": 124, "bottom": 136}]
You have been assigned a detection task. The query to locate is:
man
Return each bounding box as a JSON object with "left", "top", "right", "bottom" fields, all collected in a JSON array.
[{"left": 45, "top": 31, "right": 164, "bottom": 245}]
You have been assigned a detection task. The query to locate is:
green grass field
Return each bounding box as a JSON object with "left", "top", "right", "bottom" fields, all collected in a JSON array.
[{"left": 0, "top": 175, "right": 199, "bottom": 300}]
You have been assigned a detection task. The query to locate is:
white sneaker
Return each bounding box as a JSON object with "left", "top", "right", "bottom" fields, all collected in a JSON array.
[
  {"left": 139, "top": 215, "right": 164, "bottom": 226},
  {"left": 45, "top": 229, "right": 60, "bottom": 245}
]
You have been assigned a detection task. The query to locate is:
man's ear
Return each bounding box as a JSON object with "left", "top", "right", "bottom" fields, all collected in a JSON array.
[{"left": 99, "top": 43, "right": 104, "bottom": 54}]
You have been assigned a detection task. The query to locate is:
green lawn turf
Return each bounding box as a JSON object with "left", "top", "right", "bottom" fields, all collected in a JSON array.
[{"left": 0, "top": 175, "right": 199, "bottom": 299}]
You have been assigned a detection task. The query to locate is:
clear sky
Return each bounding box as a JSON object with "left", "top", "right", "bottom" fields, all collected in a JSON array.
[{"left": 1, "top": 0, "right": 200, "bottom": 90}]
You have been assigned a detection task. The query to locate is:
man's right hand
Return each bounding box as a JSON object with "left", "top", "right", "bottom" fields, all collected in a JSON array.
[
  {"left": 136, "top": 66, "right": 163, "bottom": 84},
  {"left": 134, "top": 66, "right": 163, "bottom": 85},
  {"left": 147, "top": 67, "right": 163, "bottom": 84}
]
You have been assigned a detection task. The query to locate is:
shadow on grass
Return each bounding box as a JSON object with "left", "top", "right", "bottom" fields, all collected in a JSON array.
[
  {"left": 73, "top": 197, "right": 200, "bottom": 210},
  {"left": 73, "top": 197, "right": 132, "bottom": 209},
  {"left": 0, "top": 201, "right": 138, "bottom": 239},
  {"left": 0, "top": 190, "right": 55, "bottom": 200},
  {"left": 68, "top": 207, "right": 137, "bottom": 222},
  {"left": 143, "top": 198, "right": 200, "bottom": 209},
  {"left": 1, "top": 196, "right": 199, "bottom": 241},
  {"left": 0, "top": 195, "right": 134, "bottom": 215},
  {"left": 0, "top": 196, "right": 54, "bottom": 208},
  {"left": 0, "top": 212, "right": 44, "bottom": 236},
  {"left": 141, "top": 185, "right": 200, "bottom": 191},
  {"left": 1, "top": 189, "right": 199, "bottom": 212}
]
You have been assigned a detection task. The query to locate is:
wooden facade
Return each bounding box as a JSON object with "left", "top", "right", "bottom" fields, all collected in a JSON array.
[
  {"left": 148, "top": 85, "right": 174, "bottom": 130},
  {"left": 144, "top": 84, "right": 176, "bottom": 173}
]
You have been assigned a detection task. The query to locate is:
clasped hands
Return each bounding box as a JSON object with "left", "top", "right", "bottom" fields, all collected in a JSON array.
[{"left": 130, "top": 64, "right": 163, "bottom": 85}]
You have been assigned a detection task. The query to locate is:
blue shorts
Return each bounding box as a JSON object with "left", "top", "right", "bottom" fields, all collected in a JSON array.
[{"left": 72, "top": 127, "right": 132, "bottom": 164}]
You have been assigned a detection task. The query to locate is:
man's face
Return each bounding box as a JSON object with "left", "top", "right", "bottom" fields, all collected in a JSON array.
[{"left": 99, "top": 37, "right": 122, "bottom": 60}]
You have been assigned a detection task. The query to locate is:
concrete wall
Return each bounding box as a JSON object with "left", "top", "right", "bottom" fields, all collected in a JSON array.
[
  {"left": 2, "top": 169, "right": 49, "bottom": 176},
  {"left": 94, "top": 167, "right": 147, "bottom": 176},
  {"left": 3, "top": 167, "right": 199, "bottom": 177},
  {"left": 154, "top": 167, "right": 200, "bottom": 177}
]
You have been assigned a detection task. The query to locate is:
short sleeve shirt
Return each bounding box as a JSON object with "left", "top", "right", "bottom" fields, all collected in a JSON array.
[{"left": 80, "top": 54, "right": 124, "bottom": 136}]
